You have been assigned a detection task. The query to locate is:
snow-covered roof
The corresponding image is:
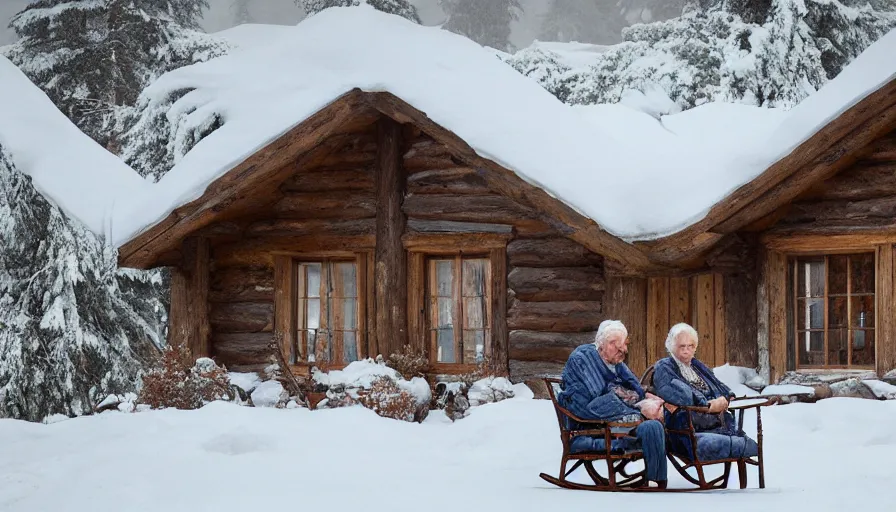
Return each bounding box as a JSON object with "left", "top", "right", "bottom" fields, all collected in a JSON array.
[
  {"left": 114, "top": 6, "right": 896, "bottom": 248},
  {"left": 0, "top": 57, "right": 148, "bottom": 234}
]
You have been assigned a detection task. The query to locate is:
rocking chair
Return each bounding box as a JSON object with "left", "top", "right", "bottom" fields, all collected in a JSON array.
[
  {"left": 538, "top": 377, "right": 667, "bottom": 492},
  {"left": 639, "top": 365, "right": 771, "bottom": 490}
]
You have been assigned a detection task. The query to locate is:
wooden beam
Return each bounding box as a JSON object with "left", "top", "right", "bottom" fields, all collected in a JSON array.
[
  {"left": 364, "top": 92, "right": 656, "bottom": 273},
  {"left": 491, "top": 247, "right": 509, "bottom": 375},
  {"left": 508, "top": 266, "right": 605, "bottom": 302},
  {"left": 168, "top": 237, "right": 211, "bottom": 359},
  {"left": 877, "top": 243, "right": 896, "bottom": 375},
  {"left": 507, "top": 237, "right": 604, "bottom": 268},
  {"left": 406, "top": 219, "right": 513, "bottom": 234},
  {"left": 401, "top": 232, "right": 511, "bottom": 251},
  {"left": 865, "top": 133, "right": 896, "bottom": 163},
  {"left": 273, "top": 255, "right": 296, "bottom": 363},
  {"left": 644, "top": 80, "right": 896, "bottom": 265},
  {"left": 765, "top": 249, "right": 788, "bottom": 383},
  {"left": 762, "top": 232, "right": 896, "bottom": 253},
  {"left": 118, "top": 90, "right": 374, "bottom": 269},
  {"left": 374, "top": 116, "right": 408, "bottom": 357}
]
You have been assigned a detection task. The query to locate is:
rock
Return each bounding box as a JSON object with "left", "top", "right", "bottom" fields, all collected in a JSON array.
[
  {"left": 883, "top": 369, "right": 896, "bottom": 386},
  {"left": 811, "top": 384, "right": 833, "bottom": 400},
  {"left": 830, "top": 378, "right": 877, "bottom": 399},
  {"left": 861, "top": 379, "right": 896, "bottom": 400},
  {"left": 524, "top": 379, "right": 551, "bottom": 400}
]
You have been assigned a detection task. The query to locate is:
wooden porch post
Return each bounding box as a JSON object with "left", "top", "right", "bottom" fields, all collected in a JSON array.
[
  {"left": 168, "top": 236, "right": 211, "bottom": 359},
  {"left": 374, "top": 117, "right": 408, "bottom": 357}
]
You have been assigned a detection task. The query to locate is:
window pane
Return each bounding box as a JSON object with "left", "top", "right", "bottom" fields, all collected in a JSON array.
[
  {"left": 828, "top": 328, "right": 848, "bottom": 366},
  {"left": 828, "top": 255, "right": 847, "bottom": 295},
  {"left": 463, "top": 259, "right": 487, "bottom": 296},
  {"left": 463, "top": 330, "right": 485, "bottom": 364},
  {"left": 796, "top": 298, "right": 824, "bottom": 330},
  {"left": 435, "top": 260, "right": 454, "bottom": 296},
  {"left": 796, "top": 260, "right": 825, "bottom": 298},
  {"left": 305, "top": 298, "right": 320, "bottom": 329},
  {"left": 341, "top": 298, "right": 357, "bottom": 330},
  {"left": 437, "top": 329, "right": 455, "bottom": 363},
  {"left": 850, "top": 253, "right": 875, "bottom": 294},
  {"left": 851, "top": 295, "right": 874, "bottom": 328},
  {"left": 343, "top": 331, "right": 358, "bottom": 362},
  {"left": 304, "top": 263, "right": 321, "bottom": 298},
  {"left": 463, "top": 297, "right": 485, "bottom": 329},
  {"left": 828, "top": 297, "right": 847, "bottom": 329},
  {"left": 852, "top": 330, "right": 874, "bottom": 366},
  {"left": 436, "top": 297, "right": 454, "bottom": 328},
  {"left": 798, "top": 331, "right": 824, "bottom": 366},
  {"left": 335, "top": 262, "right": 357, "bottom": 298},
  {"left": 306, "top": 330, "right": 318, "bottom": 363}
]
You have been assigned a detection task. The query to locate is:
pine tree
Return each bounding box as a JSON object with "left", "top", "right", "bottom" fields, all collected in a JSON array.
[
  {"left": 509, "top": 0, "right": 896, "bottom": 109},
  {"left": 232, "top": 0, "right": 254, "bottom": 24},
  {"left": 0, "top": 144, "right": 168, "bottom": 421},
  {"left": 2, "top": 0, "right": 225, "bottom": 150},
  {"left": 297, "top": 0, "right": 421, "bottom": 23},
  {"left": 440, "top": 0, "right": 523, "bottom": 51},
  {"left": 540, "top": 0, "right": 626, "bottom": 44},
  {"left": 619, "top": 0, "right": 690, "bottom": 24}
]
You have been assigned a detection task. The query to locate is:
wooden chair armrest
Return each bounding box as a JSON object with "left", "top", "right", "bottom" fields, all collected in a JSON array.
[{"left": 728, "top": 397, "right": 773, "bottom": 410}]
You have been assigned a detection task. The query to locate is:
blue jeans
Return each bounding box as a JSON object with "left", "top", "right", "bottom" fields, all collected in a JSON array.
[{"left": 634, "top": 420, "right": 667, "bottom": 482}]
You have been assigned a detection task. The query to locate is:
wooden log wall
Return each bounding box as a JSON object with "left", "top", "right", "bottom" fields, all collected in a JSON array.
[
  {"left": 205, "top": 124, "right": 380, "bottom": 371},
  {"left": 402, "top": 134, "right": 609, "bottom": 382},
  {"left": 773, "top": 131, "right": 896, "bottom": 234}
]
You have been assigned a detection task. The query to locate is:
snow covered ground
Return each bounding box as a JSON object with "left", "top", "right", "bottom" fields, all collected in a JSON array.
[{"left": 2, "top": 392, "right": 895, "bottom": 511}]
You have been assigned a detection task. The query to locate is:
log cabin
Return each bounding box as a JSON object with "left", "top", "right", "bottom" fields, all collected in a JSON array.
[{"left": 115, "top": 9, "right": 896, "bottom": 386}]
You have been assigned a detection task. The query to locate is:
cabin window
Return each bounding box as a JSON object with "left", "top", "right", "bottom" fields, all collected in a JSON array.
[
  {"left": 791, "top": 253, "right": 875, "bottom": 368},
  {"left": 294, "top": 259, "right": 360, "bottom": 365},
  {"left": 427, "top": 255, "right": 492, "bottom": 365}
]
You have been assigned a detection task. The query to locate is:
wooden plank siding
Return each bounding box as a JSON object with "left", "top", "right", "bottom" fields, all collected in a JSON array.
[{"left": 646, "top": 273, "right": 730, "bottom": 369}]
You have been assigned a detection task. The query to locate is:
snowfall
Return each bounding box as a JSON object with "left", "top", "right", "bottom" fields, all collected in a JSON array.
[{"left": 1, "top": 381, "right": 895, "bottom": 512}]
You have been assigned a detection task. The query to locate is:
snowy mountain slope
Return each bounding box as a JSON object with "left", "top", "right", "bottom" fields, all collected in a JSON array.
[
  {"left": 117, "top": 6, "right": 896, "bottom": 246},
  {"left": 0, "top": 57, "right": 167, "bottom": 421}
]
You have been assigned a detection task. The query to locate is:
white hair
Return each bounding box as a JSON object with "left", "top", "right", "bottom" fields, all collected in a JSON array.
[
  {"left": 665, "top": 322, "right": 699, "bottom": 355},
  {"left": 594, "top": 320, "right": 628, "bottom": 347}
]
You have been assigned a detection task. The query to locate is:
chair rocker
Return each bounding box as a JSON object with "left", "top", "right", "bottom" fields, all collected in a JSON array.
[
  {"left": 639, "top": 365, "right": 771, "bottom": 490},
  {"left": 540, "top": 377, "right": 684, "bottom": 492}
]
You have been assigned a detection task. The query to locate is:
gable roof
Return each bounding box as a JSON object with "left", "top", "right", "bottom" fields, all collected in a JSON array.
[
  {"left": 117, "top": 90, "right": 655, "bottom": 270},
  {"left": 0, "top": 5, "right": 884, "bottom": 272},
  {"left": 0, "top": 56, "right": 148, "bottom": 234},
  {"left": 113, "top": 6, "right": 813, "bottom": 250}
]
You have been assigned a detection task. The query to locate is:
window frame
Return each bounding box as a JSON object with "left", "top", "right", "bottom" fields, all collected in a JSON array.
[
  {"left": 790, "top": 251, "right": 877, "bottom": 370},
  {"left": 404, "top": 233, "right": 509, "bottom": 375},
  {"left": 426, "top": 254, "right": 493, "bottom": 368},
  {"left": 277, "top": 251, "right": 370, "bottom": 372}
]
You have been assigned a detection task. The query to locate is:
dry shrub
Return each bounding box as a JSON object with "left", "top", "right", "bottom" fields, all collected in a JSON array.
[
  {"left": 386, "top": 345, "right": 430, "bottom": 380},
  {"left": 138, "top": 344, "right": 232, "bottom": 410},
  {"left": 356, "top": 375, "right": 418, "bottom": 422}
]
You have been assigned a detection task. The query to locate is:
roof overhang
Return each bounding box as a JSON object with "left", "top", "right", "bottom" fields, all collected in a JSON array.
[
  {"left": 638, "top": 76, "right": 896, "bottom": 266},
  {"left": 118, "top": 89, "right": 657, "bottom": 273}
]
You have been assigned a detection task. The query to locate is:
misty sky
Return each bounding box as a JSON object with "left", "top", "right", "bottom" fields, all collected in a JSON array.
[{"left": 0, "top": 0, "right": 549, "bottom": 49}]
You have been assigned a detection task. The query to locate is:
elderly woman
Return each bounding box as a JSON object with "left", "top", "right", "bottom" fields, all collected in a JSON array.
[{"left": 653, "top": 323, "right": 758, "bottom": 461}]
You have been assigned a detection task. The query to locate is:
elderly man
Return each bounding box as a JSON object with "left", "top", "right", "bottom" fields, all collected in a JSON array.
[
  {"left": 653, "top": 323, "right": 758, "bottom": 461},
  {"left": 558, "top": 319, "right": 668, "bottom": 488}
]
